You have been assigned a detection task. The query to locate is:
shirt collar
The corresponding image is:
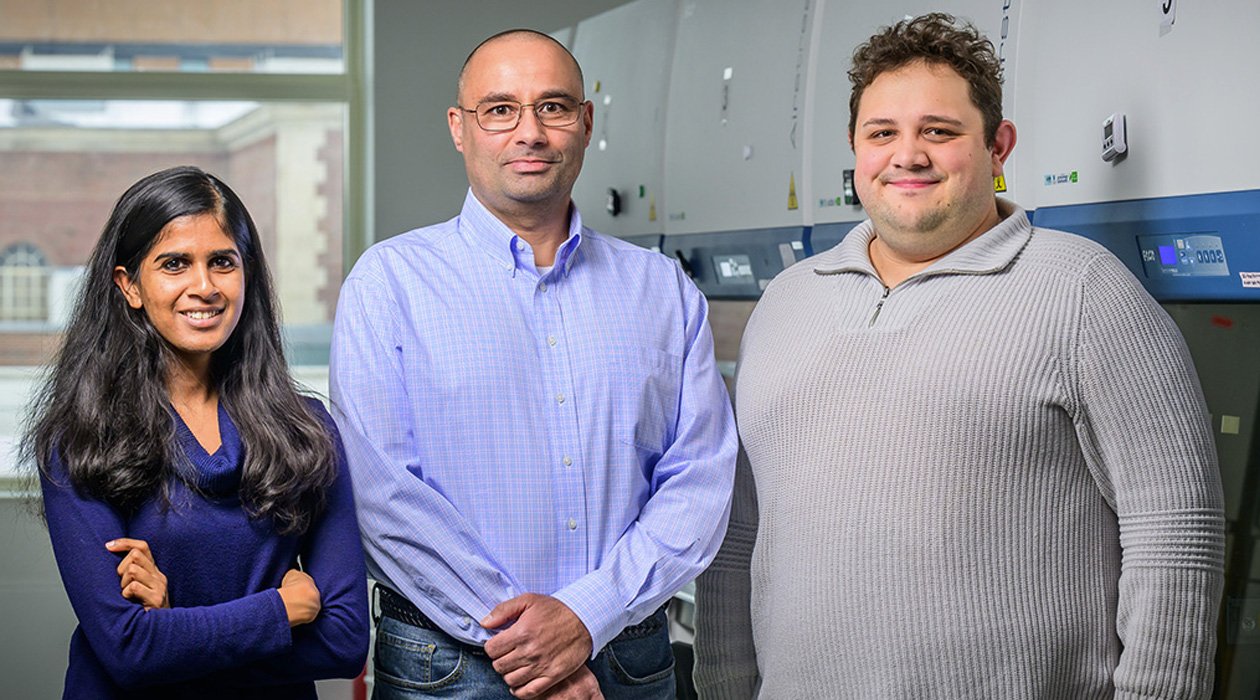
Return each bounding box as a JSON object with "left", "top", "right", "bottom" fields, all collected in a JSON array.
[
  {"left": 457, "top": 189, "right": 586, "bottom": 277},
  {"left": 813, "top": 198, "right": 1031, "bottom": 281}
]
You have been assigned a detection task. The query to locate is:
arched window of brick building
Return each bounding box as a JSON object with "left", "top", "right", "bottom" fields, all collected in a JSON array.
[{"left": 0, "top": 242, "right": 49, "bottom": 322}]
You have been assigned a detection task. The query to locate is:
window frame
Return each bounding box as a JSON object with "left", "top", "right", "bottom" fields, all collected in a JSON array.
[
  {"left": 0, "top": 0, "right": 373, "bottom": 278},
  {"left": 0, "top": 242, "right": 50, "bottom": 323}
]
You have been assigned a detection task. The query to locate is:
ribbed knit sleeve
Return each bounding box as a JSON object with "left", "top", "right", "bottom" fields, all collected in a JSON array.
[
  {"left": 41, "top": 464, "right": 293, "bottom": 690},
  {"left": 209, "top": 402, "right": 370, "bottom": 686},
  {"left": 1070, "top": 252, "right": 1225, "bottom": 699},
  {"left": 694, "top": 445, "right": 760, "bottom": 699}
]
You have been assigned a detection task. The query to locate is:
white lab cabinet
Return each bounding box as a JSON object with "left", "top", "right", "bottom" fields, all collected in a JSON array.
[
  {"left": 661, "top": 0, "right": 819, "bottom": 234},
  {"left": 569, "top": 0, "right": 679, "bottom": 237}
]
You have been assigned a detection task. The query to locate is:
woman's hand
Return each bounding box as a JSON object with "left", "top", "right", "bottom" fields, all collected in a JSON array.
[
  {"left": 277, "top": 569, "right": 322, "bottom": 627},
  {"left": 106, "top": 538, "right": 170, "bottom": 611}
]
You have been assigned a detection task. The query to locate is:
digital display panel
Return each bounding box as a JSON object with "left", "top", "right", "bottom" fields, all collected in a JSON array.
[
  {"left": 1139, "top": 233, "right": 1229, "bottom": 278},
  {"left": 713, "top": 254, "right": 755, "bottom": 285}
]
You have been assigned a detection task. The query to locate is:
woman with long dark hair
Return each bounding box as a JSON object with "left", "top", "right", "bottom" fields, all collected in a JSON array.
[{"left": 24, "top": 166, "right": 368, "bottom": 698}]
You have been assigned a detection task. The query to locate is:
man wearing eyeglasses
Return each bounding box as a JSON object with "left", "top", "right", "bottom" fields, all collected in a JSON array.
[{"left": 331, "top": 29, "right": 737, "bottom": 700}]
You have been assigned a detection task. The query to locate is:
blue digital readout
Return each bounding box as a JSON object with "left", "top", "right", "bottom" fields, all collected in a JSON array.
[
  {"left": 1030, "top": 189, "right": 1260, "bottom": 301},
  {"left": 1139, "top": 233, "right": 1229, "bottom": 278}
]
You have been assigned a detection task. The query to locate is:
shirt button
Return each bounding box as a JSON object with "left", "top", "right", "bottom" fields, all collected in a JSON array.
[
  {"left": 567, "top": 518, "right": 578, "bottom": 530},
  {"left": 539, "top": 282, "right": 548, "bottom": 293},
  {"left": 548, "top": 336, "right": 557, "bottom": 347},
  {"left": 556, "top": 393, "right": 566, "bottom": 404},
  {"left": 515, "top": 240, "right": 525, "bottom": 251},
  {"left": 563, "top": 455, "right": 572, "bottom": 466},
  {"left": 461, "top": 616, "right": 471, "bottom": 626}
]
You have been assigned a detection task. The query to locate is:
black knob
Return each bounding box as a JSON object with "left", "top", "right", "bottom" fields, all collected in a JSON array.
[{"left": 673, "top": 250, "right": 694, "bottom": 278}]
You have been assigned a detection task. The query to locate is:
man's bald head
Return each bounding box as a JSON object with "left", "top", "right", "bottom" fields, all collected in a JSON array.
[{"left": 456, "top": 29, "right": 585, "bottom": 105}]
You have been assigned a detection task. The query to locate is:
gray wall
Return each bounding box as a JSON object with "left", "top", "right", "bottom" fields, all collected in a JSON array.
[
  {"left": 1, "top": 496, "right": 79, "bottom": 700},
  {"left": 372, "top": 0, "right": 633, "bottom": 242}
]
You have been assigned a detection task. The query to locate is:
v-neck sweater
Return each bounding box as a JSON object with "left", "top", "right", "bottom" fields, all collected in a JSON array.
[{"left": 41, "top": 398, "right": 369, "bottom": 699}]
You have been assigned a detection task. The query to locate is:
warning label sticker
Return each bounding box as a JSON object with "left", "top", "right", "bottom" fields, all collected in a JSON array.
[{"left": 1240, "top": 272, "right": 1260, "bottom": 288}]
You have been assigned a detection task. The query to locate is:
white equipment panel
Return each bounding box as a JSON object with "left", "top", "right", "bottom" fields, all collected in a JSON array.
[
  {"left": 569, "top": 0, "right": 679, "bottom": 236},
  {"left": 1015, "top": 0, "right": 1260, "bottom": 207},
  {"left": 662, "top": 0, "right": 818, "bottom": 234}
]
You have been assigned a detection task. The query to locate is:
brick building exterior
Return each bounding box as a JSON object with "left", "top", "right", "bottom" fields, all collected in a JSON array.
[{"left": 0, "top": 0, "right": 344, "bottom": 366}]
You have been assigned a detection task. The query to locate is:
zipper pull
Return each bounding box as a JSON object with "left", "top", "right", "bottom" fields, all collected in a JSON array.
[{"left": 869, "top": 286, "right": 891, "bottom": 327}]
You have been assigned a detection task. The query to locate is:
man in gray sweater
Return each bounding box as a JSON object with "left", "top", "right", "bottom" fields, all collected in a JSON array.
[{"left": 693, "top": 13, "right": 1225, "bottom": 700}]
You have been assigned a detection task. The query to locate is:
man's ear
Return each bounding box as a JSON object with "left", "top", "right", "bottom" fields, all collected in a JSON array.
[
  {"left": 990, "top": 119, "right": 1018, "bottom": 173},
  {"left": 581, "top": 100, "right": 594, "bottom": 148},
  {"left": 448, "top": 107, "right": 466, "bottom": 153},
  {"left": 113, "top": 267, "right": 143, "bottom": 309}
]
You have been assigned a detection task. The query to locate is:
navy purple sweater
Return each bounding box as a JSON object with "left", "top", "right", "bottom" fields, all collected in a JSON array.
[{"left": 41, "top": 399, "right": 369, "bottom": 699}]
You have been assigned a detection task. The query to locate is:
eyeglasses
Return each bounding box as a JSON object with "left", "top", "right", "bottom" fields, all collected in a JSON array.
[{"left": 458, "top": 97, "right": 585, "bottom": 132}]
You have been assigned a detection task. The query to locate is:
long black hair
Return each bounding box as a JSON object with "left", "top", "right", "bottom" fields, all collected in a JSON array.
[{"left": 23, "top": 166, "right": 335, "bottom": 536}]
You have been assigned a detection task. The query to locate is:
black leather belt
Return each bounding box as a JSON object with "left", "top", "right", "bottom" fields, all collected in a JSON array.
[
  {"left": 613, "top": 604, "right": 669, "bottom": 641},
  {"left": 376, "top": 583, "right": 443, "bottom": 631},
  {"left": 375, "top": 583, "right": 667, "bottom": 645}
]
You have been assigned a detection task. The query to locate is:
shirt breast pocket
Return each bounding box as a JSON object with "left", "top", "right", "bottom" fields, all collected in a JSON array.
[{"left": 604, "top": 345, "right": 683, "bottom": 453}]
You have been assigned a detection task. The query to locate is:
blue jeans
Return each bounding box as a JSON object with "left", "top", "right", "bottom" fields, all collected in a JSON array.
[{"left": 372, "top": 611, "right": 676, "bottom": 700}]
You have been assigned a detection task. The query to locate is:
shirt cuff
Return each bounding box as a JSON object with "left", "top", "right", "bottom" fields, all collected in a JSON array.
[{"left": 551, "top": 569, "right": 625, "bottom": 659}]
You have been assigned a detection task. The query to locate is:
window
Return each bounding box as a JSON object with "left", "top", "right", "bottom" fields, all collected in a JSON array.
[
  {"left": 0, "top": 0, "right": 369, "bottom": 462},
  {"left": 0, "top": 243, "right": 49, "bottom": 322},
  {"left": 0, "top": 98, "right": 346, "bottom": 365}
]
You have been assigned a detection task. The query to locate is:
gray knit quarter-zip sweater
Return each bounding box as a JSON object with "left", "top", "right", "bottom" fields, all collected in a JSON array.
[{"left": 694, "top": 201, "right": 1225, "bottom": 700}]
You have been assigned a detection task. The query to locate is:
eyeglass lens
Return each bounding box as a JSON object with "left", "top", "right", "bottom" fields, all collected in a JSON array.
[{"left": 476, "top": 99, "right": 581, "bottom": 130}]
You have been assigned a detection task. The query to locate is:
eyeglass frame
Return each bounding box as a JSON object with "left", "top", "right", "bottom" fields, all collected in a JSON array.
[{"left": 456, "top": 96, "right": 590, "bottom": 133}]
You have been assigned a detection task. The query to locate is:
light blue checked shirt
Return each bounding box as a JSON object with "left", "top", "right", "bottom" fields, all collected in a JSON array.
[{"left": 330, "top": 191, "right": 737, "bottom": 654}]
